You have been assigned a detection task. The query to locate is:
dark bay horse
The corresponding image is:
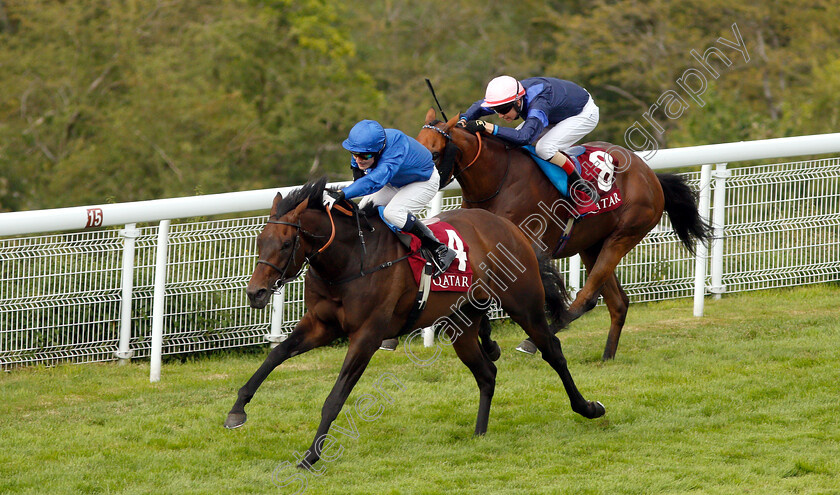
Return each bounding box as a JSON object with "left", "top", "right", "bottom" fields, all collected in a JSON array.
[
  {"left": 225, "top": 177, "right": 605, "bottom": 467},
  {"left": 418, "top": 109, "right": 710, "bottom": 360}
]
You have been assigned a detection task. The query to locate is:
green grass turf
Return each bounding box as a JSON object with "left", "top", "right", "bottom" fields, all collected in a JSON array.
[{"left": 2, "top": 284, "right": 839, "bottom": 494}]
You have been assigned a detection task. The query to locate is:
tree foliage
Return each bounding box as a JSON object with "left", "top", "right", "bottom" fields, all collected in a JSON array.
[{"left": 0, "top": 0, "right": 837, "bottom": 212}]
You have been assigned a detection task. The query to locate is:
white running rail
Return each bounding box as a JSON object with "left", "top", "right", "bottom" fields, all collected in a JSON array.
[{"left": 2, "top": 134, "right": 839, "bottom": 380}]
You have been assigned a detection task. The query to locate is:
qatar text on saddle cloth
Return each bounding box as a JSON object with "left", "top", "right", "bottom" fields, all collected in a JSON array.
[{"left": 406, "top": 219, "right": 472, "bottom": 292}]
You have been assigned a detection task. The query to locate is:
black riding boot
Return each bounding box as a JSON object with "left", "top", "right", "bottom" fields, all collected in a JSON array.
[
  {"left": 566, "top": 168, "right": 600, "bottom": 205},
  {"left": 549, "top": 152, "right": 600, "bottom": 205},
  {"left": 409, "top": 221, "right": 457, "bottom": 277}
]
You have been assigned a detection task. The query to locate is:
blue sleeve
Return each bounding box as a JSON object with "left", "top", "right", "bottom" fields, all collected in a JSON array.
[
  {"left": 341, "top": 157, "right": 400, "bottom": 199},
  {"left": 461, "top": 99, "right": 494, "bottom": 121},
  {"left": 493, "top": 114, "right": 547, "bottom": 146}
]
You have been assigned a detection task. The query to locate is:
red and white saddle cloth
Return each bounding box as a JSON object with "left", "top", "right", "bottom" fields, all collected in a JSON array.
[
  {"left": 572, "top": 146, "right": 623, "bottom": 218},
  {"left": 406, "top": 219, "right": 472, "bottom": 292}
]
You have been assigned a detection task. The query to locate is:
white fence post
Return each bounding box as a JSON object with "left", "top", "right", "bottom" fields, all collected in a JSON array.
[
  {"left": 150, "top": 220, "right": 171, "bottom": 383},
  {"left": 568, "top": 254, "right": 582, "bottom": 299},
  {"left": 693, "top": 165, "right": 713, "bottom": 317},
  {"left": 429, "top": 191, "right": 444, "bottom": 217},
  {"left": 267, "top": 288, "right": 287, "bottom": 348},
  {"left": 422, "top": 191, "right": 445, "bottom": 347},
  {"left": 710, "top": 163, "right": 730, "bottom": 299},
  {"left": 115, "top": 223, "right": 139, "bottom": 363}
]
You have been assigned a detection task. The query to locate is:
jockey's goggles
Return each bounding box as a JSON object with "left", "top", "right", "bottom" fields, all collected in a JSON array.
[
  {"left": 351, "top": 151, "right": 376, "bottom": 160},
  {"left": 491, "top": 102, "right": 516, "bottom": 115}
]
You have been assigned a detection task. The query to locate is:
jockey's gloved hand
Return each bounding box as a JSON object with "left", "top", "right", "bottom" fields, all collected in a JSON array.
[
  {"left": 322, "top": 189, "right": 345, "bottom": 209},
  {"left": 464, "top": 120, "right": 488, "bottom": 134},
  {"left": 456, "top": 118, "right": 467, "bottom": 128}
]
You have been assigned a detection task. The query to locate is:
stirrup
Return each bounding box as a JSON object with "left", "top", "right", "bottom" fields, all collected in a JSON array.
[
  {"left": 572, "top": 183, "right": 600, "bottom": 206},
  {"left": 431, "top": 247, "right": 456, "bottom": 278}
]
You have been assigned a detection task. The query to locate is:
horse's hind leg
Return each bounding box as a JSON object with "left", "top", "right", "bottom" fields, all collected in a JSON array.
[
  {"left": 513, "top": 312, "right": 605, "bottom": 419},
  {"left": 224, "top": 313, "right": 338, "bottom": 429},
  {"left": 449, "top": 309, "right": 498, "bottom": 435},
  {"left": 600, "top": 273, "right": 629, "bottom": 360},
  {"left": 478, "top": 314, "right": 501, "bottom": 362},
  {"left": 577, "top": 248, "right": 629, "bottom": 361}
]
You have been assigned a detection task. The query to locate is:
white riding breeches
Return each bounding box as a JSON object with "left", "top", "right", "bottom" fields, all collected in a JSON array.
[
  {"left": 360, "top": 168, "right": 440, "bottom": 229},
  {"left": 533, "top": 96, "right": 600, "bottom": 160}
]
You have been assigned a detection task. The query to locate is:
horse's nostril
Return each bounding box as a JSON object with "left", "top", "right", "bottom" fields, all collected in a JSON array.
[{"left": 247, "top": 287, "right": 271, "bottom": 309}]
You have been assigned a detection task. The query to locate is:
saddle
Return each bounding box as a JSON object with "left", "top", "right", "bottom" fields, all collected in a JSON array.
[{"left": 522, "top": 144, "right": 623, "bottom": 219}]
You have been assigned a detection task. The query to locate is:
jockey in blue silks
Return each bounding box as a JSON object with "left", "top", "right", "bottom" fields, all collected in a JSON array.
[
  {"left": 459, "top": 75, "right": 601, "bottom": 203},
  {"left": 322, "top": 119, "right": 456, "bottom": 277}
]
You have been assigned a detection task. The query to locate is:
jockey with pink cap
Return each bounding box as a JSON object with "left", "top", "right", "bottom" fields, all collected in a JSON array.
[{"left": 459, "top": 75, "right": 601, "bottom": 203}]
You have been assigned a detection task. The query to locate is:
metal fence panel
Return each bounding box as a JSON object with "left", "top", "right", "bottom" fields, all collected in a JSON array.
[
  {"left": 720, "top": 158, "right": 840, "bottom": 293},
  {"left": 2, "top": 158, "right": 838, "bottom": 369},
  {"left": 1, "top": 230, "right": 124, "bottom": 366}
]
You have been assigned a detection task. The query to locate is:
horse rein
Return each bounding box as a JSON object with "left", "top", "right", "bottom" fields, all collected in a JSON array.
[
  {"left": 257, "top": 200, "right": 409, "bottom": 288},
  {"left": 255, "top": 206, "right": 337, "bottom": 289},
  {"left": 306, "top": 203, "right": 413, "bottom": 286}
]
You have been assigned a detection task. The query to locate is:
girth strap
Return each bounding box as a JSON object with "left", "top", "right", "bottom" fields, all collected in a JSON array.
[
  {"left": 308, "top": 252, "right": 413, "bottom": 286},
  {"left": 398, "top": 260, "right": 434, "bottom": 334}
]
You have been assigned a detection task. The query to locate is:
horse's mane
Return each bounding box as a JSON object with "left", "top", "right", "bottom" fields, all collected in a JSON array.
[
  {"left": 271, "top": 176, "right": 381, "bottom": 223},
  {"left": 271, "top": 176, "right": 331, "bottom": 219}
]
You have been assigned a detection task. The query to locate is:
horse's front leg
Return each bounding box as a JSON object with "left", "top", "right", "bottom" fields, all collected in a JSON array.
[
  {"left": 224, "top": 312, "right": 338, "bottom": 429},
  {"left": 298, "top": 331, "right": 382, "bottom": 468}
]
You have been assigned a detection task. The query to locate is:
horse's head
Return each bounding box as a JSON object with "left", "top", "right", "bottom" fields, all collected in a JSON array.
[
  {"left": 419, "top": 108, "right": 512, "bottom": 203},
  {"left": 417, "top": 108, "right": 472, "bottom": 188},
  {"left": 246, "top": 177, "right": 334, "bottom": 308}
]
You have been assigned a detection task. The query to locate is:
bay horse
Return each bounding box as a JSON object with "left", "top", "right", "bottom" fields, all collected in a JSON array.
[
  {"left": 418, "top": 109, "right": 710, "bottom": 360},
  {"left": 224, "top": 177, "right": 605, "bottom": 467}
]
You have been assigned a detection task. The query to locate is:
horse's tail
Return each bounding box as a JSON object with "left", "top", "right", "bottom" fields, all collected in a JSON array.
[
  {"left": 656, "top": 173, "right": 712, "bottom": 254},
  {"left": 538, "top": 253, "right": 571, "bottom": 333}
]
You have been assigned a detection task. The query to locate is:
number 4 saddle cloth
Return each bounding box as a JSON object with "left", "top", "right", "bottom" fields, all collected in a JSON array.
[
  {"left": 524, "top": 145, "right": 623, "bottom": 218},
  {"left": 406, "top": 219, "right": 473, "bottom": 292}
]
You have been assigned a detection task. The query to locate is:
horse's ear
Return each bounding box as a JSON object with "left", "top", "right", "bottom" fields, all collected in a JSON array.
[
  {"left": 443, "top": 113, "right": 461, "bottom": 132},
  {"left": 424, "top": 107, "right": 436, "bottom": 124},
  {"left": 290, "top": 197, "right": 310, "bottom": 219},
  {"left": 270, "top": 192, "right": 283, "bottom": 217}
]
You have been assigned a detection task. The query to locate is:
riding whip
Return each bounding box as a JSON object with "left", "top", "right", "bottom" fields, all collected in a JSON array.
[{"left": 425, "top": 78, "right": 449, "bottom": 122}]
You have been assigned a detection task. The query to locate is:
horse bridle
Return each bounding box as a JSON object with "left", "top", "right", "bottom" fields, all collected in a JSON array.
[
  {"left": 422, "top": 123, "right": 511, "bottom": 203},
  {"left": 256, "top": 201, "right": 410, "bottom": 289},
  {"left": 422, "top": 124, "right": 458, "bottom": 187},
  {"left": 255, "top": 206, "right": 338, "bottom": 290}
]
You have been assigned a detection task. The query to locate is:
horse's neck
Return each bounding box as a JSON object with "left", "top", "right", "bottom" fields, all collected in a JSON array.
[
  {"left": 308, "top": 215, "right": 404, "bottom": 283},
  {"left": 460, "top": 146, "right": 564, "bottom": 225},
  {"left": 457, "top": 140, "right": 518, "bottom": 204}
]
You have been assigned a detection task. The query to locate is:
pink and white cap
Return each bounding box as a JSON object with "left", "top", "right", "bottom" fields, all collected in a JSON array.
[{"left": 480, "top": 75, "right": 525, "bottom": 108}]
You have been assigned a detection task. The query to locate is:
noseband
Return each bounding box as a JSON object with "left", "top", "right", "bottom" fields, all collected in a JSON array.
[{"left": 256, "top": 207, "right": 337, "bottom": 290}]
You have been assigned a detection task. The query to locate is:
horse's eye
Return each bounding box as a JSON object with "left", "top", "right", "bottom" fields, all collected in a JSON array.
[
  {"left": 282, "top": 240, "right": 292, "bottom": 249},
  {"left": 432, "top": 151, "right": 440, "bottom": 161}
]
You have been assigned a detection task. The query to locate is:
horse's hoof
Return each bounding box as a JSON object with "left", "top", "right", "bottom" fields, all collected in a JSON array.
[
  {"left": 486, "top": 341, "right": 501, "bottom": 361},
  {"left": 591, "top": 401, "right": 606, "bottom": 418},
  {"left": 379, "top": 338, "right": 398, "bottom": 351},
  {"left": 224, "top": 412, "right": 247, "bottom": 429},
  {"left": 514, "top": 340, "right": 537, "bottom": 355}
]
